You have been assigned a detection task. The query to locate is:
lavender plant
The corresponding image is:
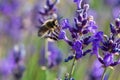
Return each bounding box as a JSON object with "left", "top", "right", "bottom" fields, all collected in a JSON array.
[
  {"left": 95, "top": 17, "right": 120, "bottom": 80},
  {"left": 37, "top": 0, "right": 120, "bottom": 80},
  {"left": 0, "top": 0, "right": 24, "bottom": 41},
  {"left": 58, "top": 0, "right": 97, "bottom": 79},
  {"left": 1, "top": 0, "right": 120, "bottom": 80},
  {"left": 0, "top": 44, "right": 25, "bottom": 80}
]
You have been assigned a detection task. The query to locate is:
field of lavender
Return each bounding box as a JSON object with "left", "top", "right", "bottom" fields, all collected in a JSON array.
[{"left": 0, "top": 0, "right": 120, "bottom": 80}]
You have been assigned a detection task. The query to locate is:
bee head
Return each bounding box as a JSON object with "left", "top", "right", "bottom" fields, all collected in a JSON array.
[{"left": 52, "top": 19, "right": 58, "bottom": 26}]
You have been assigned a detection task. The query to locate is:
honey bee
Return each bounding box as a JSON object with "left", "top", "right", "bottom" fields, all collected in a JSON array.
[{"left": 38, "top": 19, "right": 60, "bottom": 40}]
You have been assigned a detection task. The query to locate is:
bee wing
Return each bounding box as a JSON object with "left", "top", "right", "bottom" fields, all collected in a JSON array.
[{"left": 38, "top": 26, "right": 48, "bottom": 37}]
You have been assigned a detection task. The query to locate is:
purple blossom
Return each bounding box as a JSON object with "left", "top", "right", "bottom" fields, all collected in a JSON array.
[
  {"left": 58, "top": 30, "right": 67, "bottom": 40},
  {"left": 4, "top": 16, "right": 23, "bottom": 41},
  {"left": 92, "top": 31, "right": 103, "bottom": 54},
  {"left": 72, "top": 40, "right": 82, "bottom": 51},
  {"left": 0, "top": 44, "right": 25, "bottom": 79},
  {"left": 97, "top": 52, "right": 120, "bottom": 67},
  {"left": 61, "top": 0, "right": 97, "bottom": 40},
  {"left": 39, "top": 0, "right": 58, "bottom": 15},
  {"left": 94, "top": 17, "right": 120, "bottom": 67},
  {"left": 61, "top": 19, "right": 71, "bottom": 29},
  {"left": 73, "top": 0, "right": 82, "bottom": 9},
  {"left": 87, "top": 19, "right": 98, "bottom": 33},
  {"left": 0, "top": 0, "right": 20, "bottom": 16},
  {"left": 0, "top": 0, "right": 23, "bottom": 41},
  {"left": 38, "top": 0, "right": 59, "bottom": 24},
  {"left": 57, "top": 0, "right": 94, "bottom": 61},
  {"left": 0, "top": 57, "right": 15, "bottom": 75}
]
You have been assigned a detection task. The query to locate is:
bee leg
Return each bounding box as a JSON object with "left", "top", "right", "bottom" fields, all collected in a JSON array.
[
  {"left": 45, "top": 35, "right": 58, "bottom": 41},
  {"left": 51, "top": 31, "right": 59, "bottom": 40},
  {"left": 44, "top": 30, "right": 58, "bottom": 40},
  {"left": 47, "top": 30, "right": 51, "bottom": 35},
  {"left": 54, "top": 30, "right": 59, "bottom": 35},
  {"left": 51, "top": 32, "right": 59, "bottom": 39}
]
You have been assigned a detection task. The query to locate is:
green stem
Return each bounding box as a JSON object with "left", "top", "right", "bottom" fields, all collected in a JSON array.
[
  {"left": 45, "top": 39, "right": 48, "bottom": 59},
  {"left": 45, "top": 39, "right": 48, "bottom": 80},
  {"left": 101, "top": 67, "right": 107, "bottom": 80},
  {"left": 69, "top": 57, "right": 76, "bottom": 80}
]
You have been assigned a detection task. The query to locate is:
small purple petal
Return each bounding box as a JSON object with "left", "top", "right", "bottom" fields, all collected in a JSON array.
[
  {"left": 103, "top": 53, "right": 113, "bottom": 67},
  {"left": 72, "top": 40, "right": 82, "bottom": 51},
  {"left": 58, "top": 30, "right": 67, "bottom": 39},
  {"left": 75, "top": 50, "right": 83, "bottom": 59},
  {"left": 110, "top": 23, "right": 117, "bottom": 34},
  {"left": 62, "top": 19, "right": 71, "bottom": 29}
]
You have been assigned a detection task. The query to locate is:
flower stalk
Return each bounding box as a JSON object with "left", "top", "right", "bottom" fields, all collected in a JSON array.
[
  {"left": 101, "top": 67, "right": 107, "bottom": 80},
  {"left": 69, "top": 56, "right": 76, "bottom": 79}
]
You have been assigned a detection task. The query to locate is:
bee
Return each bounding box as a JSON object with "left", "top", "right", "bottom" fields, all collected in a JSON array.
[{"left": 38, "top": 19, "right": 60, "bottom": 40}]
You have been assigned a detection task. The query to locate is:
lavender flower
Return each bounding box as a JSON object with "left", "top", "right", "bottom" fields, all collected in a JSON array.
[
  {"left": 0, "top": 44, "right": 25, "bottom": 80},
  {"left": 93, "top": 17, "right": 120, "bottom": 67},
  {"left": 0, "top": 57, "right": 15, "bottom": 76},
  {"left": 0, "top": 0, "right": 24, "bottom": 41},
  {"left": 34, "top": 0, "right": 120, "bottom": 79},
  {"left": 56, "top": 0, "right": 98, "bottom": 79},
  {"left": 4, "top": 16, "right": 23, "bottom": 41},
  {"left": 0, "top": 0, "right": 20, "bottom": 16},
  {"left": 38, "top": 0, "right": 59, "bottom": 24},
  {"left": 59, "top": 0, "right": 97, "bottom": 61}
]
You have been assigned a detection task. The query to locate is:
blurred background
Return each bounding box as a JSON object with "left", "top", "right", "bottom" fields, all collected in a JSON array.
[{"left": 0, "top": 0, "right": 120, "bottom": 80}]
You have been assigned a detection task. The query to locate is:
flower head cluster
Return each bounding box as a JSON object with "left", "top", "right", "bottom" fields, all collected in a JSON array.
[
  {"left": 0, "top": 45, "right": 25, "bottom": 79},
  {"left": 0, "top": 0, "right": 24, "bottom": 41},
  {"left": 4, "top": 16, "right": 23, "bottom": 41},
  {"left": 59, "top": 0, "right": 98, "bottom": 61},
  {"left": 94, "top": 17, "right": 120, "bottom": 67},
  {"left": 37, "top": 0, "right": 120, "bottom": 79},
  {"left": 38, "top": 0, "right": 59, "bottom": 24},
  {"left": 0, "top": 0, "right": 20, "bottom": 16}
]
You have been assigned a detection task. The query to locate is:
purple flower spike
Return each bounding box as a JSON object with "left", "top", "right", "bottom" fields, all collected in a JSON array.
[
  {"left": 0, "top": 58, "right": 14, "bottom": 75},
  {"left": 0, "top": 44, "right": 25, "bottom": 79},
  {"left": 0, "top": 0, "right": 20, "bottom": 16}
]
